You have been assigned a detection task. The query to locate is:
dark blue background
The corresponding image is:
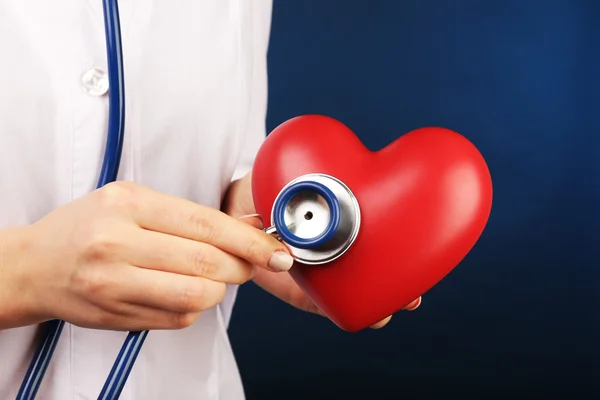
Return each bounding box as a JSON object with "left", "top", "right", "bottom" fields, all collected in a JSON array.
[{"left": 229, "top": 1, "right": 600, "bottom": 397}]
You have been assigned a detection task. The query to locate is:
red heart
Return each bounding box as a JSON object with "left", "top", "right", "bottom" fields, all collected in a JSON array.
[{"left": 252, "top": 115, "right": 493, "bottom": 332}]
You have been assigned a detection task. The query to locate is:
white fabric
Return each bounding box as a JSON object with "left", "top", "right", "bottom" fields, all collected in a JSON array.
[{"left": 0, "top": 1, "right": 272, "bottom": 398}]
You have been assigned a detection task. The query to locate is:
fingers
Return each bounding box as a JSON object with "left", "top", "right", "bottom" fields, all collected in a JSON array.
[
  {"left": 369, "top": 297, "right": 423, "bottom": 329},
  {"left": 370, "top": 316, "right": 392, "bottom": 329},
  {"left": 128, "top": 185, "right": 293, "bottom": 272},
  {"left": 121, "top": 228, "right": 255, "bottom": 285},
  {"left": 109, "top": 307, "right": 203, "bottom": 331},
  {"left": 73, "top": 302, "right": 203, "bottom": 331},
  {"left": 403, "top": 296, "right": 422, "bottom": 311},
  {"left": 95, "top": 265, "right": 228, "bottom": 314}
]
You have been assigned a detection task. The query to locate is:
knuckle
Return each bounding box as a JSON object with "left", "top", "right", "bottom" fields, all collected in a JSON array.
[
  {"left": 241, "top": 264, "right": 256, "bottom": 283},
  {"left": 190, "top": 246, "right": 213, "bottom": 278},
  {"left": 244, "top": 238, "right": 260, "bottom": 260},
  {"left": 80, "top": 231, "right": 119, "bottom": 263},
  {"left": 71, "top": 265, "right": 109, "bottom": 296},
  {"left": 231, "top": 263, "right": 255, "bottom": 285},
  {"left": 188, "top": 212, "right": 219, "bottom": 242},
  {"left": 204, "top": 281, "right": 227, "bottom": 307},
  {"left": 89, "top": 311, "right": 115, "bottom": 329},
  {"left": 177, "top": 284, "right": 204, "bottom": 313},
  {"left": 214, "top": 283, "right": 227, "bottom": 304},
  {"left": 242, "top": 237, "right": 263, "bottom": 263},
  {"left": 173, "top": 312, "right": 199, "bottom": 329},
  {"left": 96, "top": 181, "right": 137, "bottom": 212}
]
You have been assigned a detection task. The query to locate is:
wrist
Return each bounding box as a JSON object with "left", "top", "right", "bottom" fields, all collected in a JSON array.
[
  {"left": 0, "top": 225, "right": 50, "bottom": 328},
  {"left": 222, "top": 171, "right": 255, "bottom": 217}
]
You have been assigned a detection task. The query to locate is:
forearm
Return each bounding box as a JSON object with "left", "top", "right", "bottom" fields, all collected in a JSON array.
[{"left": 0, "top": 225, "right": 46, "bottom": 329}]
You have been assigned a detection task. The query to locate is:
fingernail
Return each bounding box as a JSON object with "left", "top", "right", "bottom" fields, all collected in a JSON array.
[
  {"left": 370, "top": 316, "right": 392, "bottom": 329},
  {"left": 268, "top": 251, "right": 294, "bottom": 271},
  {"left": 404, "top": 297, "right": 422, "bottom": 311}
]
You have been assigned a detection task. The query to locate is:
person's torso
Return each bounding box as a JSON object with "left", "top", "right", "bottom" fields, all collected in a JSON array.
[{"left": 0, "top": 1, "right": 272, "bottom": 398}]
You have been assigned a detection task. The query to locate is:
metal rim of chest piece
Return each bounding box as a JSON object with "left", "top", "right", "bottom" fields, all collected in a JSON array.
[{"left": 266, "top": 173, "right": 362, "bottom": 265}]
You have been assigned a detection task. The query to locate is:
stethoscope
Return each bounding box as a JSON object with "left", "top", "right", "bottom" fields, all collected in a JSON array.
[{"left": 15, "top": 1, "right": 361, "bottom": 399}]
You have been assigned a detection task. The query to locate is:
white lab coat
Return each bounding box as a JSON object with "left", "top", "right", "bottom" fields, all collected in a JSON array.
[{"left": 0, "top": 1, "right": 272, "bottom": 398}]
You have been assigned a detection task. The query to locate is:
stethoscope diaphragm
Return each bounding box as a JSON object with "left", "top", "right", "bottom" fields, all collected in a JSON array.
[{"left": 265, "top": 173, "right": 361, "bottom": 265}]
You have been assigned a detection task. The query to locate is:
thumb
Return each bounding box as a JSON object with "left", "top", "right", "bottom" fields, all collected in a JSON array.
[{"left": 237, "top": 214, "right": 264, "bottom": 230}]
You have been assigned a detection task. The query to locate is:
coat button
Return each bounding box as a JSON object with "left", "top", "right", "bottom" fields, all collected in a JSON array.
[{"left": 81, "top": 68, "right": 109, "bottom": 96}]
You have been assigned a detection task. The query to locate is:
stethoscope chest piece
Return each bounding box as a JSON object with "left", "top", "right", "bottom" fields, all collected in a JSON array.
[{"left": 265, "top": 173, "right": 361, "bottom": 265}]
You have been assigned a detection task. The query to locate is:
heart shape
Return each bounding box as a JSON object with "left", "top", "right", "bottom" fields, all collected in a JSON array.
[{"left": 252, "top": 115, "right": 493, "bottom": 332}]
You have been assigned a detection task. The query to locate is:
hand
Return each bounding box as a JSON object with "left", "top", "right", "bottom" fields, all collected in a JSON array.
[
  {"left": 222, "top": 172, "right": 422, "bottom": 330},
  {"left": 8, "top": 181, "right": 293, "bottom": 331}
]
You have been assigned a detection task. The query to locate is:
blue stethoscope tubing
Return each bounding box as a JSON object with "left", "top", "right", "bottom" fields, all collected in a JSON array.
[
  {"left": 15, "top": 2, "right": 342, "bottom": 398},
  {"left": 16, "top": 1, "right": 145, "bottom": 399}
]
